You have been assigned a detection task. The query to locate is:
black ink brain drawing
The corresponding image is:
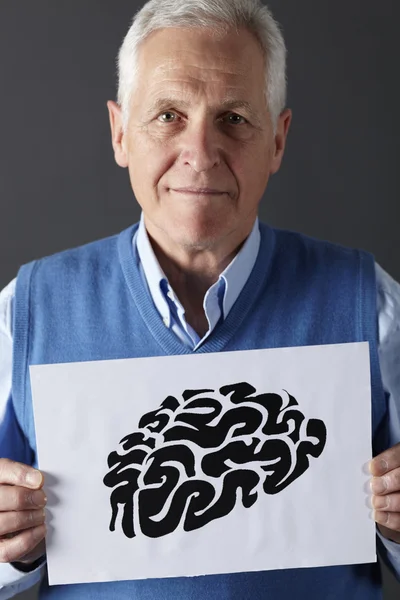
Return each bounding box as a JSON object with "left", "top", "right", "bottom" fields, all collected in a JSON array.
[{"left": 103, "top": 382, "right": 327, "bottom": 539}]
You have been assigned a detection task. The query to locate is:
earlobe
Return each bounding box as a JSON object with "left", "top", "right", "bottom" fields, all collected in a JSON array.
[{"left": 107, "top": 101, "right": 129, "bottom": 168}]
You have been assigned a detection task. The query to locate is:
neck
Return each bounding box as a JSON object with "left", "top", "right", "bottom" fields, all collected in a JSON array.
[{"left": 145, "top": 222, "right": 253, "bottom": 336}]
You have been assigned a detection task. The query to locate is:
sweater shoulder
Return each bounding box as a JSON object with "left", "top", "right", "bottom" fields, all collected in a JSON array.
[
  {"left": 36, "top": 231, "right": 120, "bottom": 268},
  {"left": 258, "top": 223, "right": 376, "bottom": 293},
  {"left": 19, "top": 225, "right": 137, "bottom": 286},
  {"left": 264, "top": 223, "right": 374, "bottom": 264}
]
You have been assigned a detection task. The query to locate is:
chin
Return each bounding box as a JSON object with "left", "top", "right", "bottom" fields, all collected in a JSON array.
[{"left": 169, "top": 220, "right": 231, "bottom": 250}]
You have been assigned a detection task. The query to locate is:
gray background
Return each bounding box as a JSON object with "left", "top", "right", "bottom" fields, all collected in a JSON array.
[{"left": 0, "top": 1, "right": 398, "bottom": 598}]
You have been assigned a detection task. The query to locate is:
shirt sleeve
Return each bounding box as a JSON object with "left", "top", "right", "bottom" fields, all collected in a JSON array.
[
  {"left": 0, "top": 279, "right": 46, "bottom": 599},
  {"left": 375, "top": 263, "right": 400, "bottom": 581}
]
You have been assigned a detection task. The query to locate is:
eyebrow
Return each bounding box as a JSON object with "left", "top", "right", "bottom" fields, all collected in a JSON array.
[{"left": 145, "top": 97, "right": 261, "bottom": 123}]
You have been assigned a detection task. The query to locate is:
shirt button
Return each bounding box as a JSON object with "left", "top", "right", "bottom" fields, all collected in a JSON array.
[{"left": 163, "top": 317, "right": 169, "bottom": 326}]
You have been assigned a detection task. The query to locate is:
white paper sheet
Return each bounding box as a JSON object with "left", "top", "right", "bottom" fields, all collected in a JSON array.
[{"left": 29, "top": 342, "right": 376, "bottom": 586}]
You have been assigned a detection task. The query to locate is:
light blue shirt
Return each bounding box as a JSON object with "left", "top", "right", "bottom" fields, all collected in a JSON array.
[
  {"left": 0, "top": 216, "right": 400, "bottom": 597},
  {"left": 135, "top": 214, "right": 261, "bottom": 350}
]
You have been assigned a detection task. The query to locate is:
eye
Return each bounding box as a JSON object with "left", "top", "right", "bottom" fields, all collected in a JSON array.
[
  {"left": 224, "top": 113, "right": 247, "bottom": 125},
  {"left": 157, "top": 111, "right": 179, "bottom": 123}
]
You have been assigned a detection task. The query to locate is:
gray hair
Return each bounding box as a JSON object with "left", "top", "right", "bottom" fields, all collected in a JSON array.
[{"left": 117, "top": 0, "right": 287, "bottom": 130}]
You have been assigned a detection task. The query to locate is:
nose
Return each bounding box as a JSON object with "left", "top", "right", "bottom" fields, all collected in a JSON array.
[{"left": 178, "top": 118, "right": 221, "bottom": 173}]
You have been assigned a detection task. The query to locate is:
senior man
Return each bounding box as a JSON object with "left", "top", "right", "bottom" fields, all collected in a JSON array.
[{"left": 0, "top": 0, "right": 400, "bottom": 598}]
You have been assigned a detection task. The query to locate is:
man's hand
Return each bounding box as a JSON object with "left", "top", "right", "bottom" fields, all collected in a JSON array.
[
  {"left": 370, "top": 442, "right": 400, "bottom": 543},
  {"left": 0, "top": 458, "right": 46, "bottom": 564}
]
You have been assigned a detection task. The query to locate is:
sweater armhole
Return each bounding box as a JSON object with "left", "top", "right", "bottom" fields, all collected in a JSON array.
[
  {"left": 358, "top": 250, "right": 388, "bottom": 455},
  {"left": 12, "top": 260, "right": 38, "bottom": 442}
]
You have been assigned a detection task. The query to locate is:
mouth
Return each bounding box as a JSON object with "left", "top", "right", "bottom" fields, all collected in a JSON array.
[{"left": 170, "top": 188, "right": 227, "bottom": 196}]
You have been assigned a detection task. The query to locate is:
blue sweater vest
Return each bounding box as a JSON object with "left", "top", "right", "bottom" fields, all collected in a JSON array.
[{"left": 12, "top": 222, "right": 387, "bottom": 599}]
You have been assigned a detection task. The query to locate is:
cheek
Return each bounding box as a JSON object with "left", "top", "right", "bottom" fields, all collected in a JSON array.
[
  {"left": 128, "top": 143, "right": 173, "bottom": 196},
  {"left": 231, "top": 147, "right": 271, "bottom": 198}
]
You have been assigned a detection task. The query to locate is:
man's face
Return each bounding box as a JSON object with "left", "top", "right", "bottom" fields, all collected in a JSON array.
[{"left": 109, "top": 26, "right": 291, "bottom": 251}]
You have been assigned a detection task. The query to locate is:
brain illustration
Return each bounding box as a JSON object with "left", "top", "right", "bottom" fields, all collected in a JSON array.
[{"left": 103, "top": 382, "right": 327, "bottom": 539}]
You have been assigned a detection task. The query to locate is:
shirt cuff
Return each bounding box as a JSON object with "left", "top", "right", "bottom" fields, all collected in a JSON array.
[
  {"left": 0, "top": 560, "right": 45, "bottom": 599},
  {"left": 377, "top": 528, "right": 400, "bottom": 581}
]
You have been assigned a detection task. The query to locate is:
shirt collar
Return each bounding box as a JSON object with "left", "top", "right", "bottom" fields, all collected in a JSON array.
[
  {"left": 135, "top": 214, "right": 171, "bottom": 327},
  {"left": 135, "top": 213, "right": 260, "bottom": 327},
  {"left": 218, "top": 218, "right": 260, "bottom": 319}
]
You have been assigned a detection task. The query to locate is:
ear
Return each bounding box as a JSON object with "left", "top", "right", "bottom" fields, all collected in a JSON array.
[
  {"left": 107, "top": 101, "right": 129, "bottom": 168},
  {"left": 269, "top": 108, "right": 292, "bottom": 176}
]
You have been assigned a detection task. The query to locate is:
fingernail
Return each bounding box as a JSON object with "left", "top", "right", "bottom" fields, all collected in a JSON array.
[
  {"left": 33, "top": 524, "right": 46, "bottom": 541},
  {"left": 34, "top": 509, "right": 46, "bottom": 524},
  {"left": 372, "top": 495, "right": 389, "bottom": 510},
  {"left": 371, "top": 477, "right": 387, "bottom": 494},
  {"left": 31, "top": 491, "right": 46, "bottom": 507},
  {"left": 379, "top": 459, "right": 389, "bottom": 472},
  {"left": 371, "top": 458, "right": 389, "bottom": 475},
  {"left": 374, "top": 510, "right": 388, "bottom": 525},
  {"left": 25, "top": 470, "right": 42, "bottom": 487}
]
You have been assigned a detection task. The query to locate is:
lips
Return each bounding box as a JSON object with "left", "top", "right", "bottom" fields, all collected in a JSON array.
[{"left": 171, "top": 188, "right": 226, "bottom": 194}]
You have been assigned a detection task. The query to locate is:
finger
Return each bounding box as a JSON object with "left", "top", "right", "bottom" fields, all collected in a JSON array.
[
  {"left": 0, "top": 459, "right": 43, "bottom": 489},
  {"left": 0, "top": 509, "right": 45, "bottom": 536},
  {"left": 374, "top": 510, "right": 400, "bottom": 533},
  {"left": 0, "top": 485, "right": 47, "bottom": 512},
  {"left": 0, "top": 525, "right": 46, "bottom": 563},
  {"left": 369, "top": 443, "right": 400, "bottom": 477},
  {"left": 372, "top": 492, "right": 400, "bottom": 513},
  {"left": 371, "top": 467, "right": 400, "bottom": 496},
  {"left": 14, "top": 538, "right": 46, "bottom": 565}
]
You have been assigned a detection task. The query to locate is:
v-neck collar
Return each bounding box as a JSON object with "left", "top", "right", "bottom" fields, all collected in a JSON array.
[{"left": 118, "top": 222, "right": 275, "bottom": 356}]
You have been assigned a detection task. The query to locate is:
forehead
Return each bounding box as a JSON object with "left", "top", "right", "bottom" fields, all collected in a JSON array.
[{"left": 135, "top": 26, "right": 266, "bottom": 98}]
